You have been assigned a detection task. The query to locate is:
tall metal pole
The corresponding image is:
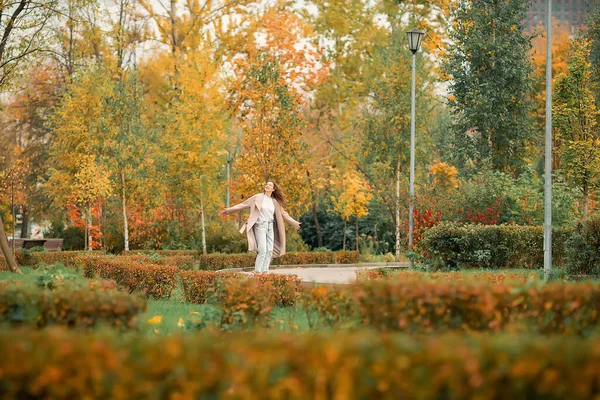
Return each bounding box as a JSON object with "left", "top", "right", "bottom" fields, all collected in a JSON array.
[
  {"left": 10, "top": 171, "right": 15, "bottom": 255},
  {"left": 543, "top": 0, "right": 553, "bottom": 279},
  {"left": 226, "top": 159, "right": 231, "bottom": 208},
  {"left": 409, "top": 52, "right": 416, "bottom": 269}
]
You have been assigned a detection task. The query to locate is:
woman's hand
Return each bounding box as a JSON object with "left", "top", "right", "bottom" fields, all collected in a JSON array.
[
  {"left": 218, "top": 208, "right": 228, "bottom": 218},
  {"left": 293, "top": 221, "right": 301, "bottom": 231}
]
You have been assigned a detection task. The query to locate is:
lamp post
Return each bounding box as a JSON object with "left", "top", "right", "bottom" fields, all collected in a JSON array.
[
  {"left": 406, "top": 28, "right": 425, "bottom": 269},
  {"left": 543, "top": 0, "right": 553, "bottom": 278}
]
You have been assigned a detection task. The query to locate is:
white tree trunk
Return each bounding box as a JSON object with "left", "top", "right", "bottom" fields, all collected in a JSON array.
[
  {"left": 343, "top": 221, "right": 347, "bottom": 251},
  {"left": 395, "top": 160, "right": 401, "bottom": 262},
  {"left": 200, "top": 178, "right": 207, "bottom": 255},
  {"left": 121, "top": 171, "right": 129, "bottom": 251}
]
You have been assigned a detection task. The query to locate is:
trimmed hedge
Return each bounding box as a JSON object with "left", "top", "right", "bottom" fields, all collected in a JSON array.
[
  {"left": 1, "top": 329, "right": 600, "bottom": 399},
  {"left": 13, "top": 251, "right": 107, "bottom": 269},
  {"left": 197, "top": 251, "right": 361, "bottom": 270},
  {"left": 354, "top": 280, "right": 600, "bottom": 335},
  {"left": 83, "top": 258, "right": 178, "bottom": 299},
  {"left": 118, "top": 255, "right": 195, "bottom": 270},
  {"left": 198, "top": 253, "right": 256, "bottom": 270},
  {"left": 355, "top": 269, "right": 538, "bottom": 284},
  {"left": 123, "top": 249, "right": 199, "bottom": 257},
  {"left": 179, "top": 271, "right": 241, "bottom": 304},
  {"left": 565, "top": 216, "right": 600, "bottom": 276},
  {"left": 12, "top": 251, "right": 195, "bottom": 271},
  {"left": 418, "top": 223, "right": 572, "bottom": 270},
  {"left": 298, "top": 284, "right": 356, "bottom": 329},
  {"left": 255, "top": 273, "right": 303, "bottom": 307},
  {"left": 179, "top": 271, "right": 302, "bottom": 308},
  {"left": 217, "top": 278, "right": 275, "bottom": 329},
  {"left": 0, "top": 282, "right": 145, "bottom": 328}
]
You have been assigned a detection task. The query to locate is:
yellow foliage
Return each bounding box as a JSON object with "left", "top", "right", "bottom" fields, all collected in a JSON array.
[
  {"left": 229, "top": 7, "right": 328, "bottom": 214},
  {"left": 330, "top": 169, "right": 373, "bottom": 221},
  {"left": 429, "top": 162, "right": 459, "bottom": 190}
]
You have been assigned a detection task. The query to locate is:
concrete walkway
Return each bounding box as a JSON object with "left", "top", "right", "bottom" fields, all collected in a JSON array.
[
  {"left": 269, "top": 266, "right": 374, "bottom": 284},
  {"left": 263, "top": 263, "right": 408, "bottom": 284}
]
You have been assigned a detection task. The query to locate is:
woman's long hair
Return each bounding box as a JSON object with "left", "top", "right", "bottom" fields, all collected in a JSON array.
[{"left": 270, "top": 182, "right": 286, "bottom": 207}]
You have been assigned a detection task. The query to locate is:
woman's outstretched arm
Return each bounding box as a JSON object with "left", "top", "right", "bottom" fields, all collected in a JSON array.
[
  {"left": 281, "top": 209, "right": 301, "bottom": 231},
  {"left": 220, "top": 195, "right": 256, "bottom": 216}
]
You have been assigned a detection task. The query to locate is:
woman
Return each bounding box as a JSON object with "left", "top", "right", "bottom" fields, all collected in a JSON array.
[{"left": 219, "top": 182, "right": 301, "bottom": 273}]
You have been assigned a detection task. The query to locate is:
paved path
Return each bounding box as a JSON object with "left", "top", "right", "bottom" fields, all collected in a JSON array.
[{"left": 268, "top": 265, "right": 407, "bottom": 284}]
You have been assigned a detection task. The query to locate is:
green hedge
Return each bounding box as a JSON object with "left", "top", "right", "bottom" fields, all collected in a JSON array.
[
  {"left": 565, "top": 216, "right": 600, "bottom": 277},
  {"left": 418, "top": 223, "right": 572, "bottom": 270},
  {"left": 197, "top": 251, "right": 360, "bottom": 270},
  {"left": 1, "top": 329, "right": 599, "bottom": 399},
  {"left": 11, "top": 250, "right": 107, "bottom": 269},
  {"left": 0, "top": 282, "right": 145, "bottom": 328}
]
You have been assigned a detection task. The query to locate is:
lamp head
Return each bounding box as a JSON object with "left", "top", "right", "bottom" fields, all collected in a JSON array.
[{"left": 406, "top": 28, "right": 425, "bottom": 54}]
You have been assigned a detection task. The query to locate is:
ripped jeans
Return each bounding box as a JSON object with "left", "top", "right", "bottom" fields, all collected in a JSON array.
[{"left": 254, "top": 220, "right": 274, "bottom": 273}]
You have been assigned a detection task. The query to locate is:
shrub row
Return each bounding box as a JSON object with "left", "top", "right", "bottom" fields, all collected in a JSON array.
[
  {"left": 0, "top": 282, "right": 145, "bottom": 328},
  {"left": 297, "top": 284, "right": 356, "bottom": 329},
  {"left": 123, "top": 249, "right": 198, "bottom": 257},
  {"left": 1, "top": 328, "right": 599, "bottom": 399},
  {"left": 118, "top": 255, "right": 195, "bottom": 270},
  {"left": 13, "top": 251, "right": 195, "bottom": 271},
  {"left": 179, "top": 271, "right": 240, "bottom": 304},
  {"left": 418, "top": 223, "right": 572, "bottom": 270},
  {"left": 14, "top": 251, "right": 107, "bottom": 269},
  {"left": 565, "top": 215, "right": 600, "bottom": 276},
  {"left": 197, "top": 251, "right": 360, "bottom": 270},
  {"left": 179, "top": 271, "right": 302, "bottom": 308},
  {"left": 83, "top": 258, "right": 178, "bottom": 299},
  {"left": 180, "top": 273, "right": 600, "bottom": 335},
  {"left": 355, "top": 269, "right": 537, "bottom": 284},
  {"left": 6, "top": 250, "right": 359, "bottom": 271},
  {"left": 351, "top": 280, "right": 600, "bottom": 335}
]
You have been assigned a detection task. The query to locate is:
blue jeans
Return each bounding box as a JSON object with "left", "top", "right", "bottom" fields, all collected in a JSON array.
[{"left": 254, "top": 220, "right": 274, "bottom": 272}]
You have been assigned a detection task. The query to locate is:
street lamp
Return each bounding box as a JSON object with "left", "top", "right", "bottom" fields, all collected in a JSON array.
[
  {"left": 406, "top": 28, "right": 425, "bottom": 269},
  {"left": 543, "top": 0, "right": 553, "bottom": 278}
]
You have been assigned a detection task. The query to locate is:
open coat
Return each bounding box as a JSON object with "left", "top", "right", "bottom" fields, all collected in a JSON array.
[{"left": 224, "top": 193, "right": 299, "bottom": 258}]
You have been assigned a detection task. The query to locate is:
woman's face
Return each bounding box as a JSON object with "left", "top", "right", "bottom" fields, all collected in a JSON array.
[{"left": 264, "top": 182, "right": 274, "bottom": 193}]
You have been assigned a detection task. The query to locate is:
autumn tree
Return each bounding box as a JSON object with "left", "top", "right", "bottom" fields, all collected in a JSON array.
[
  {"left": 553, "top": 36, "right": 600, "bottom": 217},
  {"left": 330, "top": 169, "right": 373, "bottom": 251},
  {"left": 0, "top": 0, "right": 62, "bottom": 272},
  {"left": 138, "top": 0, "right": 251, "bottom": 86},
  {"left": 228, "top": 8, "right": 326, "bottom": 214},
  {"left": 49, "top": 0, "right": 108, "bottom": 79},
  {"left": 1, "top": 66, "right": 65, "bottom": 240},
  {"left": 49, "top": 68, "right": 151, "bottom": 251},
  {"left": 530, "top": 20, "right": 571, "bottom": 167},
  {"left": 358, "top": 27, "right": 433, "bottom": 261},
  {"left": 588, "top": 4, "right": 600, "bottom": 110},
  {"left": 442, "top": 0, "right": 535, "bottom": 174},
  {"left": 157, "top": 51, "right": 228, "bottom": 254},
  {"left": 68, "top": 155, "right": 111, "bottom": 249}
]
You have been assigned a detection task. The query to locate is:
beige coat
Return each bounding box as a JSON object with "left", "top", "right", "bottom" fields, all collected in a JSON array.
[{"left": 224, "top": 193, "right": 300, "bottom": 258}]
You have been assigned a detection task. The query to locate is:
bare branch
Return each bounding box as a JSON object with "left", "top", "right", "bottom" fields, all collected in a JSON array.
[{"left": 0, "top": 0, "right": 28, "bottom": 62}]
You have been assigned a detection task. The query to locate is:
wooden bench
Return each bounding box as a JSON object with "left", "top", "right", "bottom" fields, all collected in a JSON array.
[
  {"left": 7, "top": 239, "right": 25, "bottom": 249},
  {"left": 23, "top": 239, "right": 46, "bottom": 249},
  {"left": 44, "top": 239, "right": 64, "bottom": 251},
  {"left": 7, "top": 238, "right": 64, "bottom": 252}
]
